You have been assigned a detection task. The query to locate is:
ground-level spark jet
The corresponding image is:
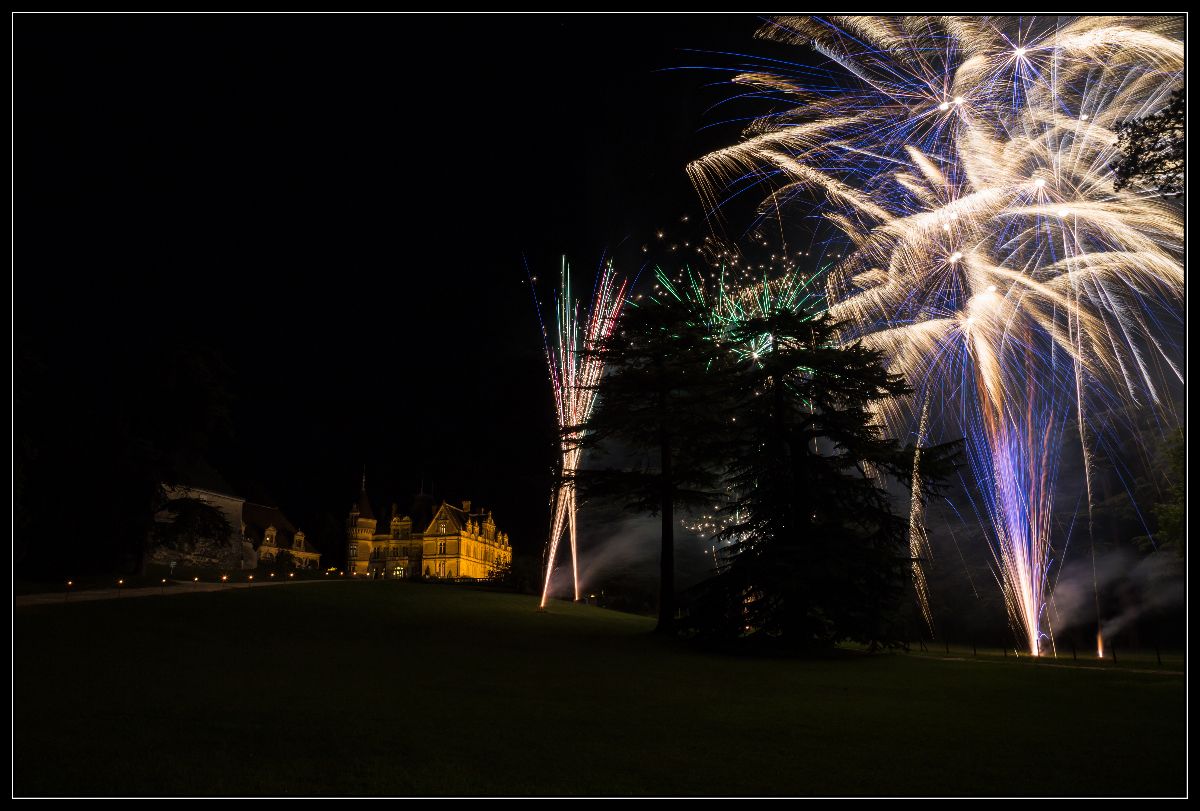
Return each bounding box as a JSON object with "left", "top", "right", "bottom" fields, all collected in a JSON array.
[{"left": 531, "top": 259, "right": 627, "bottom": 607}]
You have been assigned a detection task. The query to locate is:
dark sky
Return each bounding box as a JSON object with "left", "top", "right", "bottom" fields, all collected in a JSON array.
[{"left": 18, "top": 13, "right": 786, "bottom": 557}]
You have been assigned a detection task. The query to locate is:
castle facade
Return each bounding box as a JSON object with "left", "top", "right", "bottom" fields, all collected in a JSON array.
[{"left": 346, "top": 480, "right": 511, "bottom": 579}]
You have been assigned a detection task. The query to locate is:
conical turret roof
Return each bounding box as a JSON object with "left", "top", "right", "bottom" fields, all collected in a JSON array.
[{"left": 355, "top": 471, "right": 375, "bottom": 520}]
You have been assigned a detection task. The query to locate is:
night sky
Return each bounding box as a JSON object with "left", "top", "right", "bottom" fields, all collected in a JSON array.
[{"left": 19, "top": 14, "right": 793, "bottom": 561}]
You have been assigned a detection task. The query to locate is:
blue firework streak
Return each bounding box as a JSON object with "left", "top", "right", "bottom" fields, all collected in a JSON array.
[{"left": 690, "top": 15, "right": 1184, "bottom": 654}]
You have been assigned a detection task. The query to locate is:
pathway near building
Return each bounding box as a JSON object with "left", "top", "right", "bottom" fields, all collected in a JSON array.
[{"left": 13, "top": 577, "right": 362, "bottom": 608}]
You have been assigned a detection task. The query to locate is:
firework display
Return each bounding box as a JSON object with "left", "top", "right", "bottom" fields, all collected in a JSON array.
[
  {"left": 533, "top": 259, "right": 628, "bottom": 607},
  {"left": 653, "top": 263, "right": 824, "bottom": 364},
  {"left": 689, "top": 16, "right": 1184, "bottom": 654},
  {"left": 651, "top": 260, "right": 828, "bottom": 549}
]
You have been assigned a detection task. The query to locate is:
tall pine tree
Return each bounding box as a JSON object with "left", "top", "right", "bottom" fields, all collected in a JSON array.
[
  {"left": 575, "top": 294, "right": 729, "bottom": 633},
  {"left": 687, "top": 308, "right": 958, "bottom": 649}
]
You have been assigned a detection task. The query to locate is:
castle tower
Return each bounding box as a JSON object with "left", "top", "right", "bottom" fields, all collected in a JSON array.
[{"left": 346, "top": 471, "right": 377, "bottom": 575}]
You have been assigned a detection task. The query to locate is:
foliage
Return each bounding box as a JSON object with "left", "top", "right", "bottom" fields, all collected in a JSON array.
[
  {"left": 151, "top": 496, "right": 234, "bottom": 564},
  {"left": 1111, "top": 87, "right": 1185, "bottom": 197},
  {"left": 1145, "top": 427, "right": 1186, "bottom": 558},
  {"left": 576, "top": 294, "right": 731, "bottom": 631},
  {"left": 272, "top": 549, "right": 297, "bottom": 571},
  {"left": 682, "top": 307, "right": 960, "bottom": 649},
  {"left": 486, "top": 556, "right": 514, "bottom": 586}
]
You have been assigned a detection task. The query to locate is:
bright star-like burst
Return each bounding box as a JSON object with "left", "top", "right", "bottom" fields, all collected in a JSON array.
[{"left": 690, "top": 15, "right": 1184, "bottom": 654}]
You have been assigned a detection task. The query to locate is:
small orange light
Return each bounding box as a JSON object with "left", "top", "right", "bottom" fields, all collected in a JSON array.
[
  {"left": 67, "top": 581, "right": 73, "bottom": 586},
  {"left": 118, "top": 579, "right": 124, "bottom": 585}
]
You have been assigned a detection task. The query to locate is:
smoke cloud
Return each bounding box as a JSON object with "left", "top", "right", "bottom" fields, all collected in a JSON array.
[{"left": 1049, "top": 548, "right": 1184, "bottom": 640}]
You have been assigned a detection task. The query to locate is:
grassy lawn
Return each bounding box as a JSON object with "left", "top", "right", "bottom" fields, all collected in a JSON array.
[{"left": 14, "top": 581, "right": 1184, "bottom": 796}]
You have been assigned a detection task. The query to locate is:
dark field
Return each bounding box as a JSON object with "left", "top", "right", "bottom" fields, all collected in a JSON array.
[{"left": 13, "top": 581, "right": 1185, "bottom": 796}]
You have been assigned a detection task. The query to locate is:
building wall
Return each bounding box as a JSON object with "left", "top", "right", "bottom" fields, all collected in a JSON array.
[
  {"left": 164, "top": 485, "right": 245, "bottom": 540},
  {"left": 258, "top": 543, "right": 321, "bottom": 569},
  {"left": 155, "top": 484, "right": 248, "bottom": 567},
  {"left": 348, "top": 505, "right": 512, "bottom": 580}
]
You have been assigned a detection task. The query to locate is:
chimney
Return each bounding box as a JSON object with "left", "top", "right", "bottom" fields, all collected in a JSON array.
[{"left": 462, "top": 500, "right": 472, "bottom": 513}]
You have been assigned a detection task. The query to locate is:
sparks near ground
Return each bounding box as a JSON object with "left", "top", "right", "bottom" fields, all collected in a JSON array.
[
  {"left": 689, "top": 16, "right": 1184, "bottom": 655},
  {"left": 532, "top": 259, "right": 628, "bottom": 606}
]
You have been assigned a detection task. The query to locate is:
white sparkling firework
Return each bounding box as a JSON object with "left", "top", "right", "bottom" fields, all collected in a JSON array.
[
  {"left": 535, "top": 259, "right": 628, "bottom": 607},
  {"left": 690, "top": 15, "right": 1184, "bottom": 654}
]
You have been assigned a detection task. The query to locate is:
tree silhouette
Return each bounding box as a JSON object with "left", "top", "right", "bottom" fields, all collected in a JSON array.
[
  {"left": 686, "top": 308, "right": 959, "bottom": 649},
  {"left": 576, "top": 295, "right": 730, "bottom": 633}
]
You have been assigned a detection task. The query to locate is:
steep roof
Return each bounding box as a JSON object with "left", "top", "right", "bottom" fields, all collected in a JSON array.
[
  {"left": 243, "top": 502, "right": 306, "bottom": 550},
  {"left": 425, "top": 501, "right": 498, "bottom": 536},
  {"left": 355, "top": 487, "right": 376, "bottom": 521},
  {"left": 168, "top": 459, "right": 241, "bottom": 500},
  {"left": 426, "top": 502, "right": 463, "bottom": 536}
]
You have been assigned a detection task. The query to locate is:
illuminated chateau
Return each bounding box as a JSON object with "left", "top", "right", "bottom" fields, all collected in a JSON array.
[{"left": 346, "top": 478, "right": 512, "bottom": 579}]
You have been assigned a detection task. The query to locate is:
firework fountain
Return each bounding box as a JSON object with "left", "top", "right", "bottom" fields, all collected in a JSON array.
[
  {"left": 533, "top": 259, "right": 628, "bottom": 607},
  {"left": 689, "top": 16, "right": 1184, "bottom": 654}
]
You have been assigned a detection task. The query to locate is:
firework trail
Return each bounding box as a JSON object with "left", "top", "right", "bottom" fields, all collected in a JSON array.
[
  {"left": 652, "top": 262, "right": 825, "bottom": 365},
  {"left": 689, "top": 16, "right": 1184, "bottom": 654},
  {"left": 652, "top": 262, "right": 827, "bottom": 554},
  {"left": 533, "top": 258, "right": 628, "bottom": 607}
]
